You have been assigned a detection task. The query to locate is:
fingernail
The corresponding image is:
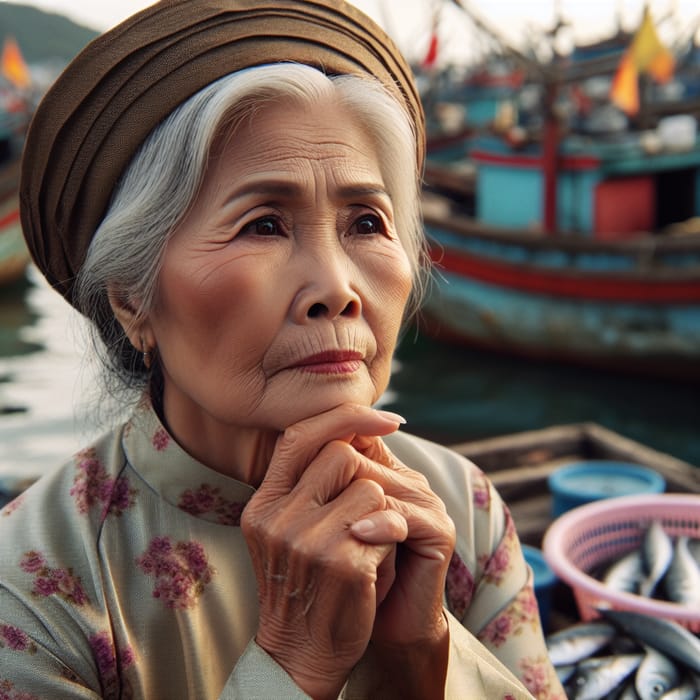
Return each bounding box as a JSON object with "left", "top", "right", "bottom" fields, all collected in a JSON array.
[
  {"left": 375, "top": 410, "right": 407, "bottom": 425},
  {"left": 351, "top": 519, "right": 376, "bottom": 536}
]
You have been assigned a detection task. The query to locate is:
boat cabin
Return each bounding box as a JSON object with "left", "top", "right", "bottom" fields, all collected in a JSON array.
[{"left": 470, "top": 127, "right": 700, "bottom": 238}]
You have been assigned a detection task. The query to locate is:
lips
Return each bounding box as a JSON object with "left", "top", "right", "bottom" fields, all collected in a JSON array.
[{"left": 290, "top": 350, "right": 364, "bottom": 374}]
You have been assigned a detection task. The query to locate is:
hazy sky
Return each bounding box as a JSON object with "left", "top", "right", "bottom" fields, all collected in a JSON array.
[{"left": 9, "top": 0, "right": 700, "bottom": 64}]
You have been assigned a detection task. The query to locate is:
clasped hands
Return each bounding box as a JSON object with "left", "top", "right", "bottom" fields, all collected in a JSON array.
[{"left": 241, "top": 404, "right": 456, "bottom": 699}]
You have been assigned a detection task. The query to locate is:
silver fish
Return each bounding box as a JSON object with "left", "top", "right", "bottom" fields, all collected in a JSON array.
[
  {"left": 665, "top": 536, "right": 700, "bottom": 607},
  {"left": 547, "top": 621, "right": 616, "bottom": 666},
  {"left": 601, "top": 609, "right": 700, "bottom": 675},
  {"left": 556, "top": 663, "right": 577, "bottom": 684},
  {"left": 636, "top": 646, "right": 680, "bottom": 700},
  {"left": 604, "top": 550, "right": 645, "bottom": 594},
  {"left": 687, "top": 538, "right": 700, "bottom": 566},
  {"left": 640, "top": 520, "right": 674, "bottom": 598},
  {"left": 571, "top": 654, "right": 643, "bottom": 700},
  {"left": 658, "top": 681, "right": 698, "bottom": 700},
  {"left": 618, "top": 685, "right": 642, "bottom": 700}
]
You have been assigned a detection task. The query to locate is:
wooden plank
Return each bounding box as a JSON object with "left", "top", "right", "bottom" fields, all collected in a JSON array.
[{"left": 449, "top": 422, "right": 700, "bottom": 548}]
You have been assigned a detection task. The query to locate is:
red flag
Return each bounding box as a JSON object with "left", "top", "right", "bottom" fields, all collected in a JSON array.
[{"left": 422, "top": 31, "right": 439, "bottom": 69}]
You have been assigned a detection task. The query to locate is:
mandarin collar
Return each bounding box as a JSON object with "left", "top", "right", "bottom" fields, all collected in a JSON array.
[{"left": 122, "top": 395, "right": 255, "bottom": 526}]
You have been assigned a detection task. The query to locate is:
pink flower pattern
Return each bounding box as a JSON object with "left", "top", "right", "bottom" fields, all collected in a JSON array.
[
  {"left": 178, "top": 484, "right": 246, "bottom": 525},
  {"left": 151, "top": 428, "right": 170, "bottom": 451},
  {"left": 19, "top": 551, "right": 88, "bottom": 606},
  {"left": 519, "top": 656, "right": 566, "bottom": 700},
  {"left": 478, "top": 587, "right": 540, "bottom": 649},
  {"left": 472, "top": 471, "right": 491, "bottom": 510},
  {"left": 445, "top": 551, "right": 475, "bottom": 620},
  {"left": 136, "top": 536, "right": 215, "bottom": 609},
  {"left": 70, "top": 449, "right": 137, "bottom": 519},
  {"left": 89, "top": 631, "right": 134, "bottom": 699},
  {"left": 478, "top": 512, "right": 517, "bottom": 586},
  {"left": 0, "top": 626, "right": 36, "bottom": 654},
  {"left": 479, "top": 611, "right": 514, "bottom": 647},
  {"left": 0, "top": 679, "right": 39, "bottom": 700}
]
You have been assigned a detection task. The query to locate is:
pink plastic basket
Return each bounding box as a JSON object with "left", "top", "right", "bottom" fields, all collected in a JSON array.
[{"left": 542, "top": 493, "right": 700, "bottom": 632}]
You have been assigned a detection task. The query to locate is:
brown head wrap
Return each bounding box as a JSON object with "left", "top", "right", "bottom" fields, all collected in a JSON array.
[{"left": 20, "top": 0, "right": 424, "bottom": 306}]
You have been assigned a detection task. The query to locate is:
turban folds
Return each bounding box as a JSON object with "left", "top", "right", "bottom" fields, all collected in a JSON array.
[{"left": 19, "top": 0, "right": 425, "bottom": 306}]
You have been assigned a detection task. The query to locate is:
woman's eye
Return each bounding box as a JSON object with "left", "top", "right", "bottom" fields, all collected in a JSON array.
[
  {"left": 242, "top": 216, "right": 282, "bottom": 237},
  {"left": 352, "top": 214, "right": 385, "bottom": 236}
]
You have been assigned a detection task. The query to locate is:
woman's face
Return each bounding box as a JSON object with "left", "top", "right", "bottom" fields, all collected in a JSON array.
[{"left": 143, "top": 95, "right": 413, "bottom": 444}]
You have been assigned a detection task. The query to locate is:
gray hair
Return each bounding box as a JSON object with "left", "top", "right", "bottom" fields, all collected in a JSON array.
[{"left": 74, "top": 63, "right": 428, "bottom": 399}]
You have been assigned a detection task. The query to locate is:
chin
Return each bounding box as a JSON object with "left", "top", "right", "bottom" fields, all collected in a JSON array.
[{"left": 277, "top": 386, "right": 380, "bottom": 428}]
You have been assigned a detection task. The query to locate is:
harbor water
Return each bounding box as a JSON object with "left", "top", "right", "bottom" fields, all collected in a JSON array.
[{"left": 1, "top": 265, "right": 698, "bottom": 480}]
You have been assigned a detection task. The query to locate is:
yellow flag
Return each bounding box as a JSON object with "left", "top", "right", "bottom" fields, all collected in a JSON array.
[
  {"left": 1, "top": 37, "right": 30, "bottom": 89},
  {"left": 610, "top": 50, "right": 640, "bottom": 115},
  {"left": 630, "top": 7, "right": 675, "bottom": 83}
]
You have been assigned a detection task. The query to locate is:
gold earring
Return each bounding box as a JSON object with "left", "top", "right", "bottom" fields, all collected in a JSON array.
[{"left": 141, "top": 339, "right": 153, "bottom": 369}]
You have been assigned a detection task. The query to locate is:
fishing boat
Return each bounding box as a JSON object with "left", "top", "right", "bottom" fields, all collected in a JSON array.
[
  {"left": 417, "top": 6, "right": 700, "bottom": 381},
  {"left": 0, "top": 156, "right": 26, "bottom": 288},
  {"left": 0, "top": 39, "right": 32, "bottom": 289},
  {"left": 449, "top": 421, "right": 700, "bottom": 548}
]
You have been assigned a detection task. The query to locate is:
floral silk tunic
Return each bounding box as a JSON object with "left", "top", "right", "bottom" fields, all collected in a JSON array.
[{"left": 0, "top": 396, "right": 564, "bottom": 699}]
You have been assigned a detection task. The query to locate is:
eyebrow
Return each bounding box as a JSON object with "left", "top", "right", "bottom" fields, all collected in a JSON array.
[{"left": 226, "top": 179, "right": 391, "bottom": 203}]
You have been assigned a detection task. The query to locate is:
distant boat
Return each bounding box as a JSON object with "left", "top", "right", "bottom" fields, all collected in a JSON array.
[
  {"left": 0, "top": 172, "right": 25, "bottom": 288},
  {"left": 417, "top": 8, "right": 700, "bottom": 381},
  {"left": 0, "top": 37, "right": 33, "bottom": 288}
]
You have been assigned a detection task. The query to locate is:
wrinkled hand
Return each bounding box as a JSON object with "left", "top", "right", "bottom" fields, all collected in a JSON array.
[
  {"left": 349, "top": 434, "right": 455, "bottom": 648},
  {"left": 241, "top": 404, "right": 455, "bottom": 699},
  {"left": 349, "top": 433, "right": 456, "bottom": 698}
]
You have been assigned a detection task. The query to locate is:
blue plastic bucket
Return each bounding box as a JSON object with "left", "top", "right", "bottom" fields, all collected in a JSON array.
[
  {"left": 548, "top": 461, "right": 666, "bottom": 517},
  {"left": 522, "top": 544, "right": 557, "bottom": 632}
]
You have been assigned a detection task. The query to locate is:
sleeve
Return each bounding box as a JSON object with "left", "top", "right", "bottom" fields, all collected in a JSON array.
[
  {"left": 219, "top": 641, "right": 311, "bottom": 699},
  {"left": 0, "top": 494, "right": 107, "bottom": 698},
  {"left": 0, "top": 593, "right": 103, "bottom": 699},
  {"left": 443, "top": 610, "right": 539, "bottom": 699},
  {"left": 0, "top": 455, "right": 131, "bottom": 700},
  {"left": 447, "top": 476, "right": 566, "bottom": 700}
]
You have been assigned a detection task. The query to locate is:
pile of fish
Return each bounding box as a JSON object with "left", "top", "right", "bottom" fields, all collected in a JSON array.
[
  {"left": 547, "top": 610, "right": 700, "bottom": 699},
  {"left": 593, "top": 521, "right": 700, "bottom": 605}
]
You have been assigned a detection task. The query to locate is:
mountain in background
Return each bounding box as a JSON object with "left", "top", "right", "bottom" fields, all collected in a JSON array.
[{"left": 0, "top": 2, "right": 99, "bottom": 65}]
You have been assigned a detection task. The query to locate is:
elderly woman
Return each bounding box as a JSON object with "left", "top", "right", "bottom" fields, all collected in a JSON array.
[{"left": 0, "top": 1, "right": 564, "bottom": 698}]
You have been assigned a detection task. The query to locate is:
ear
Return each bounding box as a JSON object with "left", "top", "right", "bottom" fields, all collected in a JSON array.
[{"left": 107, "top": 286, "right": 156, "bottom": 353}]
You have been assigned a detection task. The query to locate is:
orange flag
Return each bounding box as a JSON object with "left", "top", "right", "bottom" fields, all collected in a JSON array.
[
  {"left": 1, "top": 37, "right": 30, "bottom": 89},
  {"left": 610, "top": 50, "right": 640, "bottom": 115},
  {"left": 630, "top": 7, "right": 675, "bottom": 82},
  {"left": 609, "top": 8, "right": 674, "bottom": 115}
]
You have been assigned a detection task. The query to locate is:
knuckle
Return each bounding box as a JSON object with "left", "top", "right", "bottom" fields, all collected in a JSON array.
[
  {"left": 319, "top": 440, "right": 358, "bottom": 481},
  {"left": 351, "top": 478, "right": 386, "bottom": 509},
  {"left": 240, "top": 498, "right": 291, "bottom": 545},
  {"left": 278, "top": 422, "right": 312, "bottom": 452}
]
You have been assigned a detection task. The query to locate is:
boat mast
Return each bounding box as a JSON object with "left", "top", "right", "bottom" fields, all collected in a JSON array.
[
  {"left": 447, "top": 0, "right": 562, "bottom": 233},
  {"left": 542, "top": 82, "right": 559, "bottom": 234}
]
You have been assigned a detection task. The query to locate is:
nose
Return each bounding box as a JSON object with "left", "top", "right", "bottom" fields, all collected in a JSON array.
[{"left": 292, "top": 245, "right": 362, "bottom": 322}]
